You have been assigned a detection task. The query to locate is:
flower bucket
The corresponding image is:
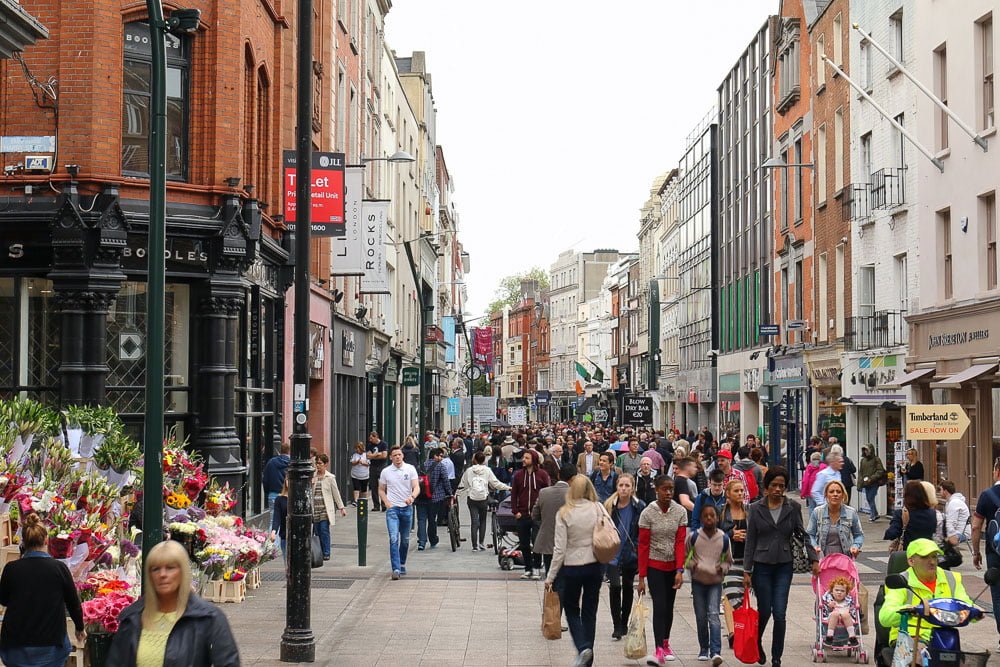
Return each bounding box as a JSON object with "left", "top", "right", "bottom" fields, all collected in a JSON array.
[{"left": 87, "top": 632, "right": 114, "bottom": 667}]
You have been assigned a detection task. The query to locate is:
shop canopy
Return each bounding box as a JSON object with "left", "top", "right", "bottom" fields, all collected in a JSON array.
[
  {"left": 930, "top": 363, "right": 999, "bottom": 389},
  {"left": 880, "top": 367, "right": 935, "bottom": 389}
]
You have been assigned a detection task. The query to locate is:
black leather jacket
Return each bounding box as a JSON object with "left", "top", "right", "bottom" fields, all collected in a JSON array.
[{"left": 106, "top": 593, "right": 240, "bottom": 667}]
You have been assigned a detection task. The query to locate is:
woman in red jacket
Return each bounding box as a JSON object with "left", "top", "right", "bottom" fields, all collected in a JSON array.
[
  {"left": 510, "top": 449, "right": 551, "bottom": 579},
  {"left": 637, "top": 475, "right": 688, "bottom": 664}
]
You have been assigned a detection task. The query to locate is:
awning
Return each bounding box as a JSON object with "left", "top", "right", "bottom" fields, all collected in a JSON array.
[
  {"left": 930, "top": 363, "right": 999, "bottom": 389},
  {"left": 880, "top": 367, "right": 935, "bottom": 389}
]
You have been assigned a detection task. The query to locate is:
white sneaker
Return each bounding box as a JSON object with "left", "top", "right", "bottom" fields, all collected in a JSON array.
[
  {"left": 520, "top": 571, "right": 534, "bottom": 579},
  {"left": 711, "top": 655, "right": 723, "bottom": 667}
]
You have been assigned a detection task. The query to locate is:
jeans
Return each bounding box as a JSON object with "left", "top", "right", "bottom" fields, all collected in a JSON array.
[
  {"left": 863, "top": 485, "right": 879, "bottom": 520},
  {"left": 266, "top": 491, "right": 278, "bottom": 508},
  {"left": 428, "top": 500, "right": 445, "bottom": 545},
  {"left": 468, "top": 498, "right": 488, "bottom": 547},
  {"left": 415, "top": 503, "right": 433, "bottom": 547},
  {"left": 0, "top": 634, "right": 71, "bottom": 667},
  {"left": 692, "top": 581, "right": 723, "bottom": 655},
  {"left": 987, "top": 550, "right": 1000, "bottom": 633},
  {"left": 647, "top": 567, "right": 679, "bottom": 647},
  {"left": 607, "top": 563, "right": 637, "bottom": 633},
  {"left": 313, "top": 519, "right": 331, "bottom": 558},
  {"left": 516, "top": 516, "right": 541, "bottom": 572},
  {"left": 280, "top": 538, "right": 287, "bottom": 561},
  {"left": 386, "top": 505, "right": 413, "bottom": 573},
  {"left": 560, "top": 563, "right": 602, "bottom": 662},
  {"left": 752, "top": 561, "right": 794, "bottom": 661}
]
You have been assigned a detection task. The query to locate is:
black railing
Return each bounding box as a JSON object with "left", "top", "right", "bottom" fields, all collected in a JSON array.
[
  {"left": 842, "top": 183, "right": 871, "bottom": 224},
  {"left": 844, "top": 310, "right": 908, "bottom": 351},
  {"left": 870, "top": 167, "right": 906, "bottom": 210}
]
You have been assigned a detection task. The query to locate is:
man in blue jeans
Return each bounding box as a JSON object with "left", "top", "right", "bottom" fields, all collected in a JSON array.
[{"left": 379, "top": 446, "right": 420, "bottom": 580}]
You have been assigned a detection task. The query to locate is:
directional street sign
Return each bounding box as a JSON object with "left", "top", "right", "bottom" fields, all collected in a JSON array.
[{"left": 905, "top": 404, "right": 971, "bottom": 441}]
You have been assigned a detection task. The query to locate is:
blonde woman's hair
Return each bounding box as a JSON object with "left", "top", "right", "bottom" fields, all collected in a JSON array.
[
  {"left": 823, "top": 479, "right": 848, "bottom": 498},
  {"left": 921, "top": 481, "right": 939, "bottom": 507},
  {"left": 725, "top": 479, "right": 746, "bottom": 508},
  {"left": 559, "top": 475, "right": 598, "bottom": 520},
  {"left": 142, "top": 540, "right": 192, "bottom": 629},
  {"left": 604, "top": 473, "right": 636, "bottom": 514}
]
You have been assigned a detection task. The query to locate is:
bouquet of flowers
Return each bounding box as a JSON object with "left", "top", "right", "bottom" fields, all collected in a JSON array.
[
  {"left": 222, "top": 567, "right": 247, "bottom": 582},
  {"left": 82, "top": 590, "right": 135, "bottom": 634},
  {"left": 195, "top": 545, "right": 232, "bottom": 581},
  {"left": 203, "top": 479, "right": 237, "bottom": 515},
  {"left": 93, "top": 430, "right": 141, "bottom": 476},
  {"left": 162, "top": 437, "right": 208, "bottom": 502}
]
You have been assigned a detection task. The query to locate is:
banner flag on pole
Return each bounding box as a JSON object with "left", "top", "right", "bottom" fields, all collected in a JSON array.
[
  {"left": 360, "top": 200, "right": 390, "bottom": 294},
  {"left": 331, "top": 165, "right": 365, "bottom": 275},
  {"left": 575, "top": 361, "right": 591, "bottom": 395}
]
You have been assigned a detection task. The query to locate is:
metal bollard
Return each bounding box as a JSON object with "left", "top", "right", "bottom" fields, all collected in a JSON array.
[{"left": 357, "top": 497, "right": 368, "bottom": 566}]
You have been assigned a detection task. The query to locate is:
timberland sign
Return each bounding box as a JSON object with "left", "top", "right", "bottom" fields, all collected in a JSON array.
[{"left": 905, "top": 404, "right": 970, "bottom": 441}]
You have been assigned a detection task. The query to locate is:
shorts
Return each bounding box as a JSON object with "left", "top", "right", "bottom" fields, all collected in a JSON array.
[{"left": 351, "top": 478, "right": 369, "bottom": 492}]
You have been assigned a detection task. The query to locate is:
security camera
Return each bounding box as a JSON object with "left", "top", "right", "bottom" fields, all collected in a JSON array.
[{"left": 706, "top": 349, "right": 720, "bottom": 358}]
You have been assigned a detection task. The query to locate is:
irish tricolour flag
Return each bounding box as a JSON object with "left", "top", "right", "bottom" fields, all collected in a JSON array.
[{"left": 574, "top": 361, "right": 591, "bottom": 395}]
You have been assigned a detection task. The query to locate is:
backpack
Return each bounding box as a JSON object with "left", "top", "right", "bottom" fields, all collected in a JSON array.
[
  {"left": 984, "top": 486, "right": 1000, "bottom": 553},
  {"left": 741, "top": 468, "right": 760, "bottom": 501},
  {"left": 469, "top": 470, "right": 489, "bottom": 501},
  {"left": 418, "top": 461, "right": 435, "bottom": 501}
]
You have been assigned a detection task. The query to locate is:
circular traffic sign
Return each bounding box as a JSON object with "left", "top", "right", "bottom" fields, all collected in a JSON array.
[{"left": 464, "top": 365, "right": 483, "bottom": 380}]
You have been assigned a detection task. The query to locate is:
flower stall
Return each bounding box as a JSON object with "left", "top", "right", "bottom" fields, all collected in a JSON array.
[{"left": 0, "top": 398, "right": 278, "bottom": 662}]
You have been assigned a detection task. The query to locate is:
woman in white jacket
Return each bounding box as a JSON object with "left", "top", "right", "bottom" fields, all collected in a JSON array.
[
  {"left": 545, "top": 475, "right": 604, "bottom": 667},
  {"left": 458, "top": 451, "right": 510, "bottom": 551}
]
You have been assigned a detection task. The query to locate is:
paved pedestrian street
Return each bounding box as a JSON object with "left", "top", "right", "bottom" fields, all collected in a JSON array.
[{"left": 227, "top": 504, "right": 1000, "bottom": 666}]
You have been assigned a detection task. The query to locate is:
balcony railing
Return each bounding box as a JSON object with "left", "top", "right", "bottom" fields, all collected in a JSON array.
[
  {"left": 844, "top": 310, "right": 908, "bottom": 352},
  {"left": 870, "top": 167, "right": 906, "bottom": 210},
  {"left": 842, "top": 183, "right": 871, "bottom": 224}
]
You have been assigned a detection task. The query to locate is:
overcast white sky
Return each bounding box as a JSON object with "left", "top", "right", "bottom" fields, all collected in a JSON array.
[{"left": 385, "top": 1, "right": 777, "bottom": 315}]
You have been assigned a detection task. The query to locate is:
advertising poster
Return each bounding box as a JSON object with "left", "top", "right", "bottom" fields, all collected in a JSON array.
[
  {"left": 282, "top": 150, "right": 345, "bottom": 237},
  {"left": 360, "top": 200, "right": 390, "bottom": 294},
  {"left": 332, "top": 165, "right": 365, "bottom": 275}
]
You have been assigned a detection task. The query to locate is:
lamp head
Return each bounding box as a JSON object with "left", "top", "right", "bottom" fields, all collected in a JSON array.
[
  {"left": 167, "top": 8, "right": 201, "bottom": 34},
  {"left": 387, "top": 150, "right": 416, "bottom": 164}
]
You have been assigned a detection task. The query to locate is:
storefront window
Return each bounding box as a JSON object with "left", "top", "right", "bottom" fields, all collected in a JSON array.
[
  {"left": 0, "top": 278, "right": 59, "bottom": 404},
  {"left": 106, "top": 282, "right": 189, "bottom": 434}
]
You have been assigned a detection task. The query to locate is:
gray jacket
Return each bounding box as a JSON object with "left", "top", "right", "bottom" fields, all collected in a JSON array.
[
  {"left": 531, "top": 481, "right": 569, "bottom": 555},
  {"left": 744, "top": 496, "right": 818, "bottom": 573}
]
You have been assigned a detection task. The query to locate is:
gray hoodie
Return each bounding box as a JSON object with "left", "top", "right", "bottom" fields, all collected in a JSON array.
[{"left": 734, "top": 458, "right": 763, "bottom": 498}]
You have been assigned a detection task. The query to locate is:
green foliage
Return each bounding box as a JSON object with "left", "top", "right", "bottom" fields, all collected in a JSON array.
[
  {"left": 0, "top": 398, "right": 60, "bottom": 438},
  {"left": 485, "top": 267, "right": 550, "bottom": 317}
]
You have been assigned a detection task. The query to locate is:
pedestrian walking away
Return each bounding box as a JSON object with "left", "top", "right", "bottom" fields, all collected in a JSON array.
[
  {"left": 637, "top": 474, "right": 688, "bottom": 664},
  {"left": 604, "top": 473, "right": 645, "bottom": 641},
  {"left": 544, "top": 475, "right": 604, "bottom": 667},
  {"left": 379, "top": 446, "right": 420, "bottom": 580},
  {"left": 743, "top": 466, "right": 817, "bottom": 667},
  {"left": 531, "top": 463, "right": 575, "bottom": 577},
  {"left": 686, "top": 504, "right": 732, "bottom": 665},
  {"left": 459, "top": 451, "right": 511, "bottom": 550},
  {"left": 262, "top": 441, "right": 290, "bottom": 508}
]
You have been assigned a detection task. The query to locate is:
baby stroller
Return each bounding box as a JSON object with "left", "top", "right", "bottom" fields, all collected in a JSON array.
[
  {"left": 490, "top": 492, "right": 525, "bottom": 571},
  {"left": 812, "top": 552, "right": 870, "bottom": 663}
]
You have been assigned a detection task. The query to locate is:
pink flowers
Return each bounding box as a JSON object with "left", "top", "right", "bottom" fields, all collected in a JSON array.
[{"left": 82, "top": 590, "right": 134, "bottom": 634}]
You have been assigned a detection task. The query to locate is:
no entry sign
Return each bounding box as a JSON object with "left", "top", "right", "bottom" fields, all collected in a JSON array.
[{"left": 283, "top": 150, "right": 345, "bottom": 237}]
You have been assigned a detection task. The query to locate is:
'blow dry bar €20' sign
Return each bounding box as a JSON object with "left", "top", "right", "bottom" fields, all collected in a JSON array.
[{"left": 283, "top": 151, "right": 345, "bottom": 236}]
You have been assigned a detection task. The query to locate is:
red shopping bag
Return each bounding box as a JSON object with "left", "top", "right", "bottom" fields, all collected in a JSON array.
[{"left": 732, "top": 588, "right": 760, "bottom": 664}]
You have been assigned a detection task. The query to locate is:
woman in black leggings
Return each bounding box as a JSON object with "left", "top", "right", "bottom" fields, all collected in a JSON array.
[{"left": 637, "top": 475, "right": 688, "bottom": 665}]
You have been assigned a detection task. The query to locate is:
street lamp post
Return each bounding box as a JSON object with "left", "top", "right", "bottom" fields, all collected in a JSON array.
[
  {"left": 141, "top": 1, "right": 199, "bottom": 568},
  {"left": 280, "top": 0, "right": 316, "bottom": 660}
]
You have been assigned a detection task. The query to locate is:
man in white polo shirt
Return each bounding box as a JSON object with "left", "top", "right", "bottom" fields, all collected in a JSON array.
[{"left": 379, "top": 446, "right": 420, "bottom": 580}]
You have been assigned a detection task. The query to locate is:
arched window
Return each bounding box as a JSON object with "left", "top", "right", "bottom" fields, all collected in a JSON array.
[{"left": 121, "top": 21, "right": 191, "bottom": 180}]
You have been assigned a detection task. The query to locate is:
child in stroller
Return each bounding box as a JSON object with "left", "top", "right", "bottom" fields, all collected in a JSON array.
[{"left": 812, "top": 553, "right": 870, "bottom": 663}]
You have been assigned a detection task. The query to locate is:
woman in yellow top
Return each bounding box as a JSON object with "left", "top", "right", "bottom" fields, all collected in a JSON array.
[{"left": 106, "top": 540, "right": 239, "bottom": 666}]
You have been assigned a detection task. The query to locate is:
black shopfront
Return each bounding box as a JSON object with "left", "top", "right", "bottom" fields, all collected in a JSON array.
[{"left": 0, "top": 182, "right": 288, "bottom": 516}]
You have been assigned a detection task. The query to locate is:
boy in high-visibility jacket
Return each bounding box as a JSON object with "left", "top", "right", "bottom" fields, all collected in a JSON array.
[{"left": 878, "top": 538, "right": 976, "bottom": 644}]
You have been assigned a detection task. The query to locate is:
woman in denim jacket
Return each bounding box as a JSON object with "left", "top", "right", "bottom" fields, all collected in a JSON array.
[{"left": 806, "top": 479, "right": 864, "bottom": 560}]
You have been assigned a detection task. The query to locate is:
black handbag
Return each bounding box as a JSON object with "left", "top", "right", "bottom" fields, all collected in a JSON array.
[
  {"left": 311, "top": 535, "right": 324, "bottom": 568},
  {"left": 791, "top": 527, "right": 811, "bottom": 574},
  {"left": 939, "top": 542, "right": 963, "bottom": 570}
]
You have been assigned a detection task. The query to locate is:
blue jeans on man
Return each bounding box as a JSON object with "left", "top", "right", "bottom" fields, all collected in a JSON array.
[
  {"left": 987, "top": 550, "right": 1000, "bottom": 633},
  {"left": 863, "top": 485, "right": 879, "bottom": 520},
  {"left": 751, "top": 561, "right": 794, "bottom": 662},
  {"left": 313, "top": 519, "right": 331, "bottom": 559},
  {"left": 415, "top": 503, "right": 438, "bottom": 548},
  {"left": 386, "top": 505, "right": 413, "bottom": 574},
  {"left": 692, "top": 580, "right": 723, "bottom": 656}
]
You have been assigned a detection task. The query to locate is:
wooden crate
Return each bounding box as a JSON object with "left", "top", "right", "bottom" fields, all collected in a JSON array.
[
  {"left": 207, "top": 578, "right": 245, "bottom": 604},
  {"left": 0, "top": 515, "right": 13, "bottom": 547},
  {"left": 65, "top": 617, "right": 84, "bottom": 667}
]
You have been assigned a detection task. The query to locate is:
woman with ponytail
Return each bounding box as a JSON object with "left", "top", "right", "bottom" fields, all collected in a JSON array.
[{"left": 0, "top": 512, "right": 85, "bottom": 667}]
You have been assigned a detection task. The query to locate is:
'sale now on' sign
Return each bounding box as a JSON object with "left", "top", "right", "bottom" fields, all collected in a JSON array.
[{"left": 904, "top": 404, "right": 971, "bottom": 441}]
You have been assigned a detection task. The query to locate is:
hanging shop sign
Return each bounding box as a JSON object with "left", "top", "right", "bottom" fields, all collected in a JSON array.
[
  {"left": 359, "top": 200, "right": 390, "bottom": 293},
  {"left": 905, "top": 404, "right": 970, "bottom": 441},
  {"left": 472, "top": 327, "right": 493, "bottom": 368},
  {"left": 447, "top": 398, "right": 461, "bottom": 416},
  {"left": 401, "top": 366, "right": 420, "bottom": 386},
  {"left": 332, "top": 165, "right": 365, "bottom": 276},
  {"left": 341, "top": 330, "right": 356, "bottom": 367},
  {"left": 282, "top": 150, "right": 345, "bottom": 236}
]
